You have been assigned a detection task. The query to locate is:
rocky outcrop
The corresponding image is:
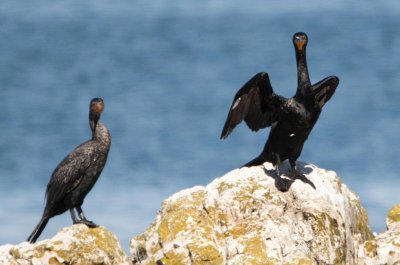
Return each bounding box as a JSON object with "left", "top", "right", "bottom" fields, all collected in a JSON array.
[
  {"left": 358, "top": 204, "right": 400, "bottom": 265},
  {"left": 0, "top": 225, "right": 129, "bottom": 265},
  {"left": 1, "top": 164, "right": 398, "bottom": 265},
  {"left": 130, "top": 162, "right": 374, "bottom": 265}
]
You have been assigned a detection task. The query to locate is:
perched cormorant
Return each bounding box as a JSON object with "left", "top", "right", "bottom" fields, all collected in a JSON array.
[
  {"left": 27, "top": 98, "right": 111, "bottom": 243},
  {"left": 221, "top": 32, "right": 339, "bottom": 178}
]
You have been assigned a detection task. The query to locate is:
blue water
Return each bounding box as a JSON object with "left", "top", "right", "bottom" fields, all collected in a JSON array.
[{"left": 1, "top": 0, "right": 400, "bottom": 253}]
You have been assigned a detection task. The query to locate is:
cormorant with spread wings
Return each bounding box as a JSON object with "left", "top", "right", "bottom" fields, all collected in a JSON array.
[{"left": 221, "top": 32, "right": 339, "bottom": 178}]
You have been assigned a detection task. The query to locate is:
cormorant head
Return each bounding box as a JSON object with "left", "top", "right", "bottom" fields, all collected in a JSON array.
[
  {"left": 89, "top": 97, "right": 104, "bottom": 132},
  {"left": 293, "top": 32, "right": 308, "bottom": 52}
]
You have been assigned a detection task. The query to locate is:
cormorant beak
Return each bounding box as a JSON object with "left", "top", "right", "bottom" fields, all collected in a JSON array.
[
  {"left": 91, "top": 113, "right": 100, "bottom": 132},
  {"left": 293, "top": 33, "right": 308, "bottom": 51},
  {"left": 89, "top": 98, "right": 104, "bottom": 132}
]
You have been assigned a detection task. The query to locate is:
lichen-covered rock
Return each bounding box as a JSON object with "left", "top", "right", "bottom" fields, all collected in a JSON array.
[
  {"left": 130, "top": 162, "right": 373, "bottom": 265},
  {"left": 0, "top": 225, "right": 129, "bottom": 265},
  {"left": 387, "top": 205, "right": 400, "bottom": 231},
  {"left": 358, "top": 204, "right": 400, "bottom": 265}
]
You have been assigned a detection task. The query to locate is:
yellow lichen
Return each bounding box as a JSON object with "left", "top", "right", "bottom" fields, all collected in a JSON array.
[
  {"left": 263, "top": 192, "right": 273, "bottom": 201},
  {"left": 48, "top": 256, "right": 62, "bottom": 265},
  {"left": 217, "top": 211, "right": 229, "bottom": 227},
  {"left": 187, "top": 243, "right": 223, "bottom": 265},
  {"left": 227, "top": 223, "right": 248, "bottom": 239},
  {"left": 160, "top": 248, "right": 190, "bottom": 265},
  {"left": 264, "top": 260, "right": 280, "bottom": 265},
  {"left": 302, "top": 211, "right": 346, "bottom": 263},
  {"left": 241, "top": 235, "right": 269, "bottom": 264},
  {"left": 190, "top": 190, "right": 207, "bottom": 203},
  {"left": 364, "top": 240, "right": 377, "bottom": 257},
  {"left": 51, "top": 240, "right": 63, "bottom": 245},
  {"left": 158, "top": 207, "right": 195, "bottom": 241},
  {"left": 297, "top": 258, "right": 313, "bottom": 265},
  {"left": 9, "top": 247, "right": 20, "bottom": 259},
  {"left": 157, "top": 203, "right": 217, "bottom": 245},
  {"left": 284, "top": 258, "right": 313, "bottom": 265},
  {"left": 392, "top": 242, "right": 400, "bottom": 248},
  {"left": 204, "top": 205, "right": 216, "bottom": 221},
  {"left": 32, "top": 243, "right": 48, "bottom": 258},
  {"left": 31, "top": 226, "right": 126, "bottom": 264},
  {"left": 217, "top": 182, "right": 235, "bottom": 194},
  {"left": 388, "top": 205, "right": 400, "bottom": 225},
  {"left": 335, "top": 177, "right": 343, "bottom": 193},
  {"left": 353, "top": 203, "right": 374, "bottom": 240}
]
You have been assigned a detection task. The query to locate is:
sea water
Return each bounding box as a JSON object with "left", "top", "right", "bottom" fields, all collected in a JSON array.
[{"left": 1, "top": 0, "right": 400, "bottom": 252}]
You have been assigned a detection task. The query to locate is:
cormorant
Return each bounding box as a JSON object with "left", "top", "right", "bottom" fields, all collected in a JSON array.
[
  {"left": 27, "top": 97, "right": 111, "bottom": 243},
  {"left": 220, "top": 32, "right": 339, "bottom": 178}
]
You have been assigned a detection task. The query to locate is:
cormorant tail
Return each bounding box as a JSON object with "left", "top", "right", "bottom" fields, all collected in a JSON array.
[
  {"left": 27, "top": 217, "right": 49, "bottom": 243},
  {"left": 241, "top": 155, "right": 266, "bottom": 168}
]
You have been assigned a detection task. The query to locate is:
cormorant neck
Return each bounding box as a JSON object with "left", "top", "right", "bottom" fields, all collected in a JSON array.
[
  {"left": 295, "top": 50, "right": 312, "bottom": 96},
  {"left": 91, "top": 121, "right": 111, "bottom": 146},
  {"left": 89, "top": 112, "right": 98, "bottom": 133}
]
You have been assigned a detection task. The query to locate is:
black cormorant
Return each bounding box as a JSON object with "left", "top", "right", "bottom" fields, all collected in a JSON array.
[
  {"left": 220, "top": 32, "right": 339, "bottom": 178},
  {"left": 27, "top": 97, "right": 111, "bottom": 243}
]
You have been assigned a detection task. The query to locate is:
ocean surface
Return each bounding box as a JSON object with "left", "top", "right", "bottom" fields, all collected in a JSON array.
[{"left": 1, "top": 0, "right": 400, "bottom": 253}]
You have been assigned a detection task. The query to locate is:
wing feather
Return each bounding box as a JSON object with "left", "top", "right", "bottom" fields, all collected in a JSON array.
[
  {"left": 220, "top": 72, "right": 285, "bottom": 139},
  {"left": 312, "top": 76, "right": 339, "bottom": 108},
  {"left": 45, "top": 142, "right": 93, "bottom": 205}
]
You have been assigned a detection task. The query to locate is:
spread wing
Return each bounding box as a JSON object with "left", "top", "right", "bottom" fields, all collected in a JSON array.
[
  {"left": 220, "top": 72, "right": 286, "bottom": 139},
  {"left": 45, "top": 141, "right": 94, "bottom": 206},
  {"left": 312, "top": 76, "right": 339, "bottom": 108}
]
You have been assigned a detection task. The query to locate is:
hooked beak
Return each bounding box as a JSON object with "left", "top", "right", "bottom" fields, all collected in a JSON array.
[
  {"left": 90, "top": 113, "right": 100, "bottom": 132},
  {"left": 295, "top": 38, "right": 306, "bottom": 51},
  {"left": 293, "top": 32, "right": 308, "bottom": 51},
  {"left": 89, "top": 98, "right": 104, "bottom": 132}
]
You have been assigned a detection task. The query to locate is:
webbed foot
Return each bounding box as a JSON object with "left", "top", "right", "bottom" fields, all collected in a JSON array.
[
  {"left": 289, "top": 166, "right": 316, "bottom": 189},
  {"left": 73, "top": 219, "right": 98, "bottom": 228}
]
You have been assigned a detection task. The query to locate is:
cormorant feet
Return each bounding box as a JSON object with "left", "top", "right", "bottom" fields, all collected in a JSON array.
[
  {"left": 289, "top": 169, "right": 302, "bottom": 180},
  {"left": 262, "top": 167, "right": 294, "bottom": 192},
  {"left": 289, "top": 170, "right": 316, "bottom": 189},
  {"left": 73, "top": 219, "right": 98, "bottom": 228}
]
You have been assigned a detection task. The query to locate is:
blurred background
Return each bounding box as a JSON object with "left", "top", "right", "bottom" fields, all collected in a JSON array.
[{"left": 1, "top": 0, "right": 399, "bottom": 252}]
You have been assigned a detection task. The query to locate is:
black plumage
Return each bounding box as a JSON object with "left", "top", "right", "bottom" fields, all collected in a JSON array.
[
  {"left": 221, "top": 32, "right": 339, "bottom": 178},
  {"left": 27, "top": 98, "right": 111, "bottom": 243}
]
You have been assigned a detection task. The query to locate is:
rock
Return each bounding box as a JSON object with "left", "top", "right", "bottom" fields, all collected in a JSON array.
[
  {"left": 130, "top": 162, "right": 374, "bottom": 265},
  {"left": 387, "top": 205, "right": 400, "bottom": 231},
  {"left": 0, "top": 225, "right": 129, "bottom": 265},
  {"left": 358, "top": 204, "right": 400, "bottom": 265}
]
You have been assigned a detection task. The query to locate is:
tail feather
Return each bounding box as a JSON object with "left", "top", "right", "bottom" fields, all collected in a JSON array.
[
  {"left": 27, "top": 217, "right": 49, "bottom": 243},
  {"left": 241, "top": 155, "right": 267, "bottom": 168}
]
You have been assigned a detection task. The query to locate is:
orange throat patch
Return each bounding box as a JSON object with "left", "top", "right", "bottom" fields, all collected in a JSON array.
[
  {"left": 92, "top": 102, "right": 104, "bottom": 114},
  {"left": 296, "top": 40, "right": 306, "bottom": 51}
]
